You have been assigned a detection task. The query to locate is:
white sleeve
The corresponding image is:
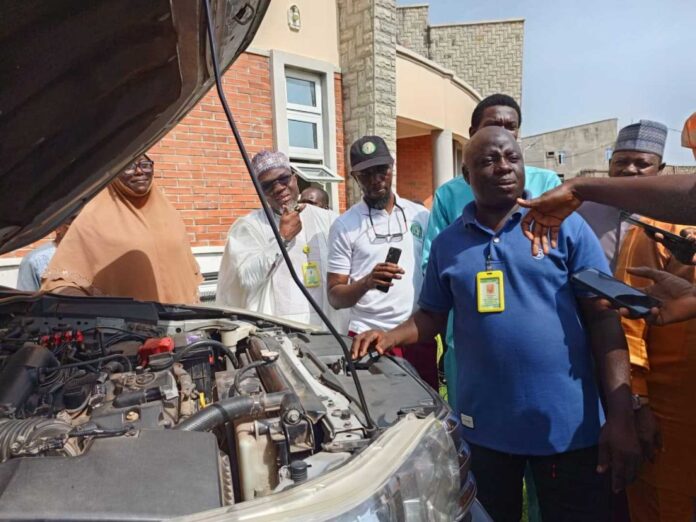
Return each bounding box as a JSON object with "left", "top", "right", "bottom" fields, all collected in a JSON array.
[
  {"left": 221, "top": 217, "right": 283, "bottom": 292},
  {"left": 327, "top": 219, "right": 352, "bottom": 275}
]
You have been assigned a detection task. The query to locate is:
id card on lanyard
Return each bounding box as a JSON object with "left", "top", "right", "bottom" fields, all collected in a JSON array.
[{"left": 476, "top": 270, "right": 505, "bottom": 313}]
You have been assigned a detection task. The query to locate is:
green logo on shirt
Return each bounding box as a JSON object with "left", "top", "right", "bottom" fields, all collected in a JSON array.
[{"left": 410, "top": 222, "right": 423, "bottom": 239}]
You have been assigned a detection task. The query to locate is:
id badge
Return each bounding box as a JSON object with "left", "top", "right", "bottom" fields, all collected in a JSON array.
[
  {"left": 302, "top": 261, "right": 321, "bottom": 288},
  {"left": 476, "top": 270, "right": 505, "bottom": 313}
]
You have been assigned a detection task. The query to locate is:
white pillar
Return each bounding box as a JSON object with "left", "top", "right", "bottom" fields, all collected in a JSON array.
[{"left": 432, "top": 129, "right": 454, "bottom": 190}]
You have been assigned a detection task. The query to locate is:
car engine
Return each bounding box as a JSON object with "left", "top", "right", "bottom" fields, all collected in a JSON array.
[{"left": 0, "top": 297, "right": 451, "bottom": 520}]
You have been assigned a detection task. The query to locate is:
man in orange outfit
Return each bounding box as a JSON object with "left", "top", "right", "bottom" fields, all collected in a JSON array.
[{"left": 613, "top": 120, "right": 696, "bottom": 522}]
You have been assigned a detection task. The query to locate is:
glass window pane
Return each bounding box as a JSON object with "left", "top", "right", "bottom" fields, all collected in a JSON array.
[
  {"left": 286, "top": 76, "right": 316, "bottom": 107},
  {"left": 288, "top": 119, "right": 318, "bottom": 149}
]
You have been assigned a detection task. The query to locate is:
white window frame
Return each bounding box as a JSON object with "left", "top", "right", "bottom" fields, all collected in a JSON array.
[
  {"left": 270, "top": 51, "right": 343, "bottom": 210},
  {"left": 287, "top": 111, "right": 324, "bottom": 161}
]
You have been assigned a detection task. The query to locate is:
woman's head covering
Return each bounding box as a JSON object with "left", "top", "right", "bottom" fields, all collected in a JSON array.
[
  {"left": 42, "top": 178, "right": 202, "bottom": 304},
  {"left": 682, "top": 112, "right": 696, "bottom": 159}
]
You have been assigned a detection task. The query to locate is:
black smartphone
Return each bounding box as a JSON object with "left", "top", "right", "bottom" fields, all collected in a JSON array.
[
  {"left": 621, "top": 213, "right": 696, "bottom": 265},
  {"left": 376, "top": 247, "right": 402, "bottom": 293},
  {"left": 571, "top": 268, "right": 661, "bottom": 318}
]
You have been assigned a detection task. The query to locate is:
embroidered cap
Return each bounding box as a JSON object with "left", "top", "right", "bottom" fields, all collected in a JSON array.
[
  {"left": 614, "top": 120, "right": 668, "bottom": 158},
  {"left": 251, "top": 150, "right": 291, "bottom": 176}
]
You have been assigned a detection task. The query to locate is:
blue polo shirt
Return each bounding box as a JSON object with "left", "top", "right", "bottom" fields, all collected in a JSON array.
[{"left": 419, "top": 198, "right": 610, "bottom": 455}]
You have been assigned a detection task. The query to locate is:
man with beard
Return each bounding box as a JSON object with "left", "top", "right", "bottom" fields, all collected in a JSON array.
[
  {"left": 326, "top": 136, "right": 435, "bottom": 387},
  {"left": 216, "top": 150, "right": 341, "bottom": 328},
  {"left": 352, "top": 127, "right": 641, "bottom": 522}
]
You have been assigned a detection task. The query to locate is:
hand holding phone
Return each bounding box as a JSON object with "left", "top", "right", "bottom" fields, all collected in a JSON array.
[
  {"left": 621, "top": 213, "right": 696, "bottom": 265},
  {"left": 571, "top": 268, "right": 661, "bottom": 318},
  {"left": 372, "top": 247, "right": 403, "bottom": 293}
]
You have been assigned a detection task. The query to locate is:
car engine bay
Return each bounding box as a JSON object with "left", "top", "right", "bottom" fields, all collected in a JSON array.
[{"left": 0, "top": 295, "right": 452, "bottom": 520}]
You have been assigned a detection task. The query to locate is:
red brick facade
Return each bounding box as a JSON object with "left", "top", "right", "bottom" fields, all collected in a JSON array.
[
  {"left": 6, "top": 52, "right": 347, "bottom": 258},
  {"left": 396, "top": 135, "right": 433, "bottom": 208}
]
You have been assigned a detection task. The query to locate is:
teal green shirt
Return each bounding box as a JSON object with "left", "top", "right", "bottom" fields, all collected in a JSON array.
[{"left": 422, "top": 166, "right": 561, "bottom": 411}]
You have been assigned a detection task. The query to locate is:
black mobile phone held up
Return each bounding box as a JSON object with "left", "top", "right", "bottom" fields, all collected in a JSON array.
[
  {"left": 621, "top": 213, "right": 696, "bottom": 265},
  {"left": 571, "top": 268, "right": 661, "bottom": 318},
  {"left": 376, "top": 247, "right": 402, "bottom": 293}
]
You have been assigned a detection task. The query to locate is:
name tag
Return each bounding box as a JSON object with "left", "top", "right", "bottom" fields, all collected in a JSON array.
[
  {"left": 476, "top": 270, "right": 505, "bottom": 313},
  {"left": 302, "top": 261, "right": 321, "bottom": 288}
]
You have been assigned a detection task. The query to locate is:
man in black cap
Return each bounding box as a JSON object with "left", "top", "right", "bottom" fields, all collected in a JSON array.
[{"left": 326, "top": 136, "right": 436, "bottom": 387}]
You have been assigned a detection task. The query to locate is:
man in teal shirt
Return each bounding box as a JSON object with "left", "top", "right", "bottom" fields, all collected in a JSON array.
[{"left": 423, "top": 94, "right": 561, "bottom": 408}]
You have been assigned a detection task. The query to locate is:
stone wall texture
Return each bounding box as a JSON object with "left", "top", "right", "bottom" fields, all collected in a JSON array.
[
  {"left": 396, "top": 5, "right": 429, "bottom": 57},
  {"left": 338, "top": 0, "right": 397, "bottom": 206},
  {"left": 428, "top": 21, "right": 524, "bottom": 101},
  {"left": 397, "top": 5, "right": 525, "bottom": 102}
]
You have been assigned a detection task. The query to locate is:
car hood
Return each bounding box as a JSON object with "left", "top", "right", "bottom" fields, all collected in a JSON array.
[{"left": 0, "top": 0, "right": 270, "bottom": 255}]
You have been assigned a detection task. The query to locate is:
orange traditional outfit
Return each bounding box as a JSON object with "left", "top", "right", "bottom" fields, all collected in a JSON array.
[
  {"left": 615, "top": 219, "right": 696, "bottom": 522},
  {"left": 42, "top": 178, "right": 201, "bottom": 304}
]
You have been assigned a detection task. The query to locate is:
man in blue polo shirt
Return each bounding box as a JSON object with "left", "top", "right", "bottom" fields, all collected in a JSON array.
[
  {"left": 352, "top": 127, "right": 641, "bottom": 522},
  {"left": 424, "top": 94, "right": 560, "bottom": 410}
]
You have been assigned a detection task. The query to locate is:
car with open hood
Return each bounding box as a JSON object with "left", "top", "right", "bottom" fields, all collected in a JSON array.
[{"left": 0, "top": 2, "right": 487, "bottom": 520}]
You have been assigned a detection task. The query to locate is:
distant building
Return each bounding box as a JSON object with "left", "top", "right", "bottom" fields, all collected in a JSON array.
[
  {"left": 521, "top": 118, "right": 696, "bottom": 180},
  {"left": 521, "top": 119, "right": 618, "bottom": 181}
]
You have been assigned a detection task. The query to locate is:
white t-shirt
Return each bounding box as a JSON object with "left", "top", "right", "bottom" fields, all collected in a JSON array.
[{"left": 328, "top": 195, "right": 430, "bottom": 333}]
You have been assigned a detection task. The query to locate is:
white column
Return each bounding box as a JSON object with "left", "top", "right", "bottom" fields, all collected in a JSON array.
[{"left": 431, "top": 129, "right": 454, "bottom": 190}]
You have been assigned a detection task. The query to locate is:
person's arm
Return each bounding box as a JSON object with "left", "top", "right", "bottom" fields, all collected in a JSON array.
[
  {"left": 421, "top": 190, "right": 449, "bottom": 272},
  {"left": 621, "top": 267, "right": 696, "bottom": 325},
  {"left": 351, "top": 308, "right": 448, "bottom": 359},
  {"left": 327, "top": 264, "right": 404, "bottom": 310},
  {"left": 16, "top": 256, "right": 39, "bottom": 292},
  {"left": 518, "top": 175, "right": 696, "bottom": 255},
  {"left": 578, "top": 298, "right": 641, "bottom": 492}
]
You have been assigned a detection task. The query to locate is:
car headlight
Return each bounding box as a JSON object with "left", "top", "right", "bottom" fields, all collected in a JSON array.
[{"left": 178, "top": 414, "right": 478, "bottom": 521}]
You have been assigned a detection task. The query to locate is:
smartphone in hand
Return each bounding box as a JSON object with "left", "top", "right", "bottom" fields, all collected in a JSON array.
[
  {"left": 571, "top": 268, "right": 661, "bottom": 318},
  {"left": 376, "top": 247, "right": 402, "bottom": 293}
]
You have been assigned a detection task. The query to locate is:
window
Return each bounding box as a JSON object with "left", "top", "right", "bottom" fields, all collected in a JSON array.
[
  {"left": 557, "top": 151, "right": 566, "bottom": 165},
  {"left": 285, "top": 69, "right": 323, "bottom": 160},
  {"left": 545, "top": 151, "right": 555, "bottom": 159},
  {"left": 605, "top": 147, "right": 613, "bottom": 161}
]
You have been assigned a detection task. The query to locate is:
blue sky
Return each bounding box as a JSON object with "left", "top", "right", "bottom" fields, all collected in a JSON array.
[{"left": 397, "top": 0, "right": 695, "bottom": 165}]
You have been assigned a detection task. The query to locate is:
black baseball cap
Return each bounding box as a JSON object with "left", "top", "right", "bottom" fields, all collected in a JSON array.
[{"left": 350, "top": 135, "right": 394, "bottom": 172}]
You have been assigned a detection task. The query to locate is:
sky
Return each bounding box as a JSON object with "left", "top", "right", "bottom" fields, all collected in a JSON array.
[{"left": 397, "top": 0, "right": 696, "bottom": 165}]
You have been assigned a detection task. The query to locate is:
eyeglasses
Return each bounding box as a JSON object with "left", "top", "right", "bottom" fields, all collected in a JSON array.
[
  {"left": 124, "top": 160, "right": 154, "bottom": 175},
  {"left": 369, "top": 203, "right": 407, "bottom": 243},
  {"left": 261, "top": 173, "right": 293, "bottom": 193}
]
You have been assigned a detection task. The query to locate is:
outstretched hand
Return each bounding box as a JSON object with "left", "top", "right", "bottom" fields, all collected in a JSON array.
[
  {"left": 620, "top": 266, "right": 696, "bottom": 325},
  {"left": 517, "top": 183, "right": 583, "bottom": 256}
]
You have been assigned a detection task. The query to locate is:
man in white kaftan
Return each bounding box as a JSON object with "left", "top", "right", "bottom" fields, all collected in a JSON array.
[{"left": 216, "top": 151, "right": 346, "bottom": 330}]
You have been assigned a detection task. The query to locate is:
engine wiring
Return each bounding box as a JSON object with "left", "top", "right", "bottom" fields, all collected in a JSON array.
[{"left": 201, "top": 0, "right": 377, "bottom": 433}]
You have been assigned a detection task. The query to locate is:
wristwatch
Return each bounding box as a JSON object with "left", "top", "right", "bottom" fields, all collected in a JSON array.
[{"left": 631, "top": 394, "right": 649, "bottom": 410}]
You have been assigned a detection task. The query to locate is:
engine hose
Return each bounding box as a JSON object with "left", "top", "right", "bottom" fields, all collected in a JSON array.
[{"left": 174, "top": 392, "right": 289, "bottom": 432}]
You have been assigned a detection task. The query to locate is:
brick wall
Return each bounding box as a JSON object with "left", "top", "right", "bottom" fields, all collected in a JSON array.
[
  {"left": 5, "top": 53, "right": 347, "bottom": 259},
  {"left": 396, "top": 5, "right": 429, "bottom": 58},
  {"left": 428, "top": 21, "right": 524, "bottom": 102},
  {"left": 396, "top": 135, "right": 433, "bottom": 207},
  {"left": 148, "top": 52, "right": 273, "bottom": 247}
]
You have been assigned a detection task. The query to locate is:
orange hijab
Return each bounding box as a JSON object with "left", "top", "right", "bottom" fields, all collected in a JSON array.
[{"left": 42, "top": 179, "right": 201, "bottom": 304}]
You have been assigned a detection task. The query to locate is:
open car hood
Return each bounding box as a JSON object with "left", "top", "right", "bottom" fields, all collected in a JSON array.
[{"left": 0, "top": 0, "right": 270, "bottom": 254}]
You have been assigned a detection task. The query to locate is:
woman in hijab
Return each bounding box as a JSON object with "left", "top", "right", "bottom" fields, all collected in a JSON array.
[{"left": 42, "top": 155, "right": 202, "bottom": 304}]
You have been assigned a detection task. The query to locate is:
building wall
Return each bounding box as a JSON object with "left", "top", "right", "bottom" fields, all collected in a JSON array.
[
  {"left": 522, "top": 119, "right": 617, "bottom": 180},
  {"left": 396, "top": 4, "right": 429, "bottom": 57},
  {"left": 250, "top": 0, "right": 340, "bottom": 67},
  {"left": 428, "top": 20, "right": 524, "bottom": 102},
  {"left": 338, "top": 0, "right": 398, "bottom": 206},
  {"left": 396, "top": 135, "right": 433, "bottom": 206},
  {"left": 396, "top": 5, "right": 525, "bottom": 102}
]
